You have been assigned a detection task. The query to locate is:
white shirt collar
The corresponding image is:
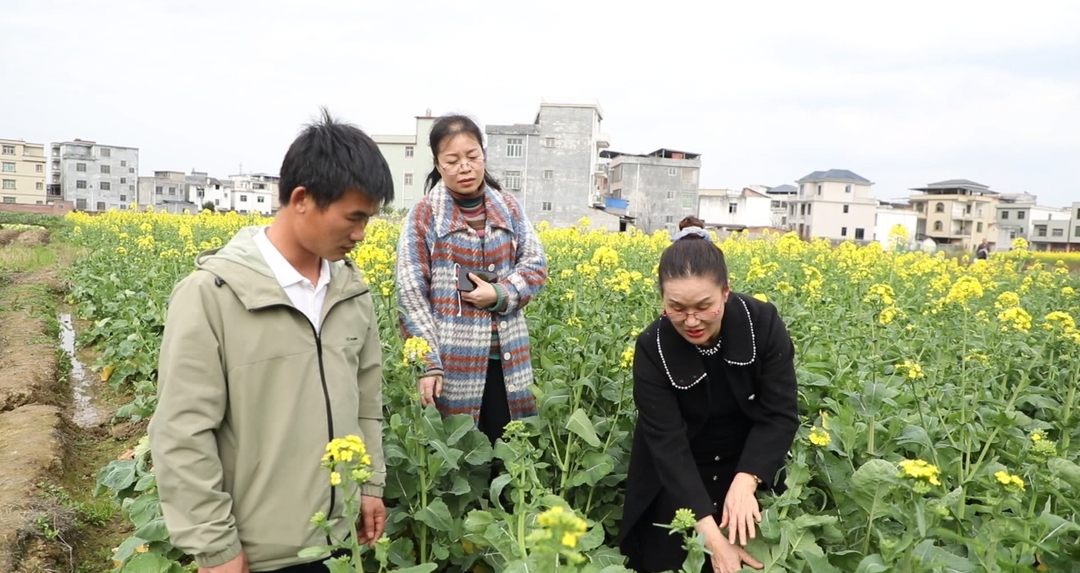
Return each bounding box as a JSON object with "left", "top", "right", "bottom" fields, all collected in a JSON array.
[{"left": 253, "top": 227, "right": 331, "bottom": 291}]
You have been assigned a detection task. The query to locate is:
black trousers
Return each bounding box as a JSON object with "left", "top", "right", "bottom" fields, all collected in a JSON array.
[
  {"left": 635, "top": 457, "right": 740, "bottom": 573},
  {"left": 477, "top": 358, "right": 512, "bottom": 445}
]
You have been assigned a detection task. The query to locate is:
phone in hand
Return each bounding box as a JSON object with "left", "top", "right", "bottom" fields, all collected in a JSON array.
[{"left": 456, "top": 268, "right": 498, "bottom": 292}]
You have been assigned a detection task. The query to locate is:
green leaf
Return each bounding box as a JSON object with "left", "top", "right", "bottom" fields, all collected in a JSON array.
[
  {"left": 849, "top": 459, "right": 899, "bottom": 520},
  {"left": 388, "top": 537, "right": 417, "bottom": 568},
  {"left": 464, "top": 510, "right": 494, "bottom": 533},
  {"left": 566, "top": 408, "right": 602, "bottom": 448},
  {"left": 97, "top": 460, "right": 138, "bottom": 493},
  {"left": 567, "top": 451, "right": 615, "bottom": 487},
  {"left": 134, "top": 473, "right": 156, "bottom": 492},
  {"left": 576, "top": 523, "right": 606, "bottom": 552},
  {"left": 854, "top": 554, "right": 888, "bottom": 573},
  {"left": 443, "top": 414, "right": 475, "bottom": 446},
  {"left": 297, "top": 545, "right": 335, "bottom": 559},
  {"left": 133, "top": 517, "right": 170, "bottom": 542},
  {"left": 120, "top": 551, "right": 176, "bottom": 573},
  {"left": 394, "top": 565, "right": 438, "bottom": 573},
  {"left": 428, "top": 439, "right": 463, "bottom": 472},
  {"left": 805, "top": 554, "right": 844, "bottom": 573},
  {"left": 414, "top": 498, "right": 454, "bottom": 531},
  {"left": 112, "top": 536, "right": 149, "bottom": 566},
  {"left": 1049, "top": 458, "right": 1080, "bottom": 490},
  {"left": 126, "top": 493, "right": 162, "bottom": 529}
]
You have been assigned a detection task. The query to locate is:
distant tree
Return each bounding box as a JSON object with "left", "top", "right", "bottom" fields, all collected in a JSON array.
[{"left": 201, "top": 201, "right": 216, "bottom": 212}]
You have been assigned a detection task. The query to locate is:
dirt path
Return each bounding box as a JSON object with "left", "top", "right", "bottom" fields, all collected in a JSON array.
[{"left": 0, "top": 261, "right": 66, "bottom": 570}]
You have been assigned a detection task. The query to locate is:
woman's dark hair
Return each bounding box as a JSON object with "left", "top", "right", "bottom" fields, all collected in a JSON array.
[
  {"left": 657, "top": 216, "right": 728, "bottom": 291},
  {"left": 424, "top": 114, "right": 502, "bottom": 193}
]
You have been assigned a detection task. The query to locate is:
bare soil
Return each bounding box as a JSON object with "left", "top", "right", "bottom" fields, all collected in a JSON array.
[{"left": 13, "top": 230, "right": 51, "bottom": 247}]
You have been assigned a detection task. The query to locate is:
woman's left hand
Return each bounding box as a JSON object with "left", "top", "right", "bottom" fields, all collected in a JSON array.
[
  {"left": 461, "top": 273, "right": 498, "bottom": 309},
  {"left": 720, "top": 472, "right": 762, "bottom": 546}
]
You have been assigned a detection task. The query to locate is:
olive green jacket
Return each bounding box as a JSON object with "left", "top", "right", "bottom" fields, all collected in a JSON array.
[{"left": 148, "top": 227, "right": 385, "bottom": 571}]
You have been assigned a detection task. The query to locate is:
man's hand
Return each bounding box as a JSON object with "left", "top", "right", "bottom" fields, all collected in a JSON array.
[
  {"left": 461, "top": 274, "right": 498, "bottom": 309},
  {"left": 356, "top": 495, "right": 386, "bottom": 547},
  {"left": 720, "top": 472, "right": 762, "bottom": 546},
  {"left": 198, "top": 551, "right": 248, "bottom": 573}
]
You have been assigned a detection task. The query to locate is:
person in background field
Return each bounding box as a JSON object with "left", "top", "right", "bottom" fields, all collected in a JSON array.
[
  {"left": 976, "top": 238, "right": 989, "bottom": 260},
  {"left": 619, "top": 216, "right": 800, "bottom": 573},
  {"left": 149, "top": 109, "right": 392, "bottom": 573},
  {"left": 395, "top": 113, "right": 548, "bottom": 444}
]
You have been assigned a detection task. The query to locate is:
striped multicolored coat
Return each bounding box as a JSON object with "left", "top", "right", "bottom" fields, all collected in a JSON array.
[{"left": 395, "top": 182, "right": 548, "bottom": 421}]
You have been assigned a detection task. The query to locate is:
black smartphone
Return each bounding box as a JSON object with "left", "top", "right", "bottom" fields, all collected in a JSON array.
[{"left": 456, "top": 268, "right": 498, "bottom": 292}]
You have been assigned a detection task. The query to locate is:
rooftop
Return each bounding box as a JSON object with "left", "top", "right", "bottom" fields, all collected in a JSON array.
[
  {"left": 796, "top": 169, "right": 871, "bottom": 184},
  {"left": 768, "top": 184, "right": 797, "bottom": 195},
  {"left": 910, "top": 179, "right": 998, "bottom": 195},
  {"left": 600, "top": 148, "right": 701, "bottom": 160}
]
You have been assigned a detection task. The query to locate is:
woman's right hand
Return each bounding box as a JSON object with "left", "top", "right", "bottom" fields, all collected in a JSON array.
[
  {"left": 418, "top": 375, "right": 442, "bottom": 407},
  {"left": 704, "top": 529, "right": 763, "bottom": 573}
]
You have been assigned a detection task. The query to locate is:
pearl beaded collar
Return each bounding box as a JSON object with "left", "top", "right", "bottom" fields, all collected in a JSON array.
[{"left": 657, "top": 296, "right": 757, "bottom": 390}]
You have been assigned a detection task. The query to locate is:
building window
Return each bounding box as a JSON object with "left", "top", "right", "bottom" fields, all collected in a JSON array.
[
  {"left": 541, "top": 201, "right": 552, "bottom": 211},
  {"left": 976, "top": 222, "right": 983, "bottom": 232},
  {"left": 1, "top": 180, "right": 14, "bottom": 190},
  {"left": 667, "top": 191, "right": 675, "bottom": 199},
  {"left": 668, "top": 167, "right": 677, "bottom": 177},
  {"left": 257, "top": 196, "right": 265, "bottom": 203},
  {"left": 155, "top": 186, "right": 163, "bottom": 195},
  {"left": 965, "top": 204, "right": 972, "bottom": 214},
  {"left": 121, "top": 160, "right": 127, "bottom": 167},
  {"left": 543, "top": 137, "right": 555, "bottom": 148},
  {"left": 1, "top": 145, "right": 14, "bottom": 155},
  {"left": 119, "top": 204, "right": 127, "bottom": 210},
  {"left": 1075, "top": 225, "right": 1080, "bottom": 237},
  {"left": 405, "top": 146, "right": 414, "bottom": 157},
  {"left": 120, "top": 177, "right": 127, "bottom": 184},
  {"left": 76, "top": 180, "right": 87, "bottom": 189},
  {"left": 807, "top": 204, "right": 812, "bottom": 215},
  {"left": 1018, "top": 211, "right": 1025, "bottom": 220},
  {"left": 612, "top": 165, "right": 622, "bottom": 182},
  {"left": 96, "top": 201, "right": 106, "bottom": 210},
  {"left": 404, "top": 173, "right": 414, "bottom": 186},
  {"left": 76, "top": 162, "right": 86, "bottom": 172},
  {"left": 75, "top": 198, "right": 86, "bottom": 210},
  {"left": 168, "top": 187, "right": 176, "bottom": 196},
  {"left": 101, "top": 165, "right": 111, "bottom": 174},
  {"left": 1052, "top": 228, "right": 1064, "bottom": 237},
  {"left": 1076, "top": 208, "right": 1080, "bottom": 219},
  {"left": 36, "top": 164, "right": 43, "bottom": 173},
  {"left": 506, "top": 138, "right": 523, "bottom": 158},
  {"left": 120, "top": 194, "right": 127, "bottom": 202},
  {"left": 1002, "top": 211, "right": 1009, "bottom": 219},
  {"left": 845, "top": 184, "right": 851, "bottom": 193},
  {"left": 129, "top": 184, "right": 135, "bottom": 191},
  {"left": 240, "top": 194, "right": 248, "bottom": 202},
  {"left": 36, "top": 182, "right": 43, "bottom": 190},
  {"left": 933, "top": 221, "right": 943, "bottom": 231},
  {"left": 215, "top": 199, "right": 220, "bottom": 206},
  {"left": 916, "top": 202, "right": 924, "bottom": 212},
  {"left": 543, "top": 170, "right": 554, "bottom": 180},
  {"left": 843, "top": 204, "right": 849, "bottom": 214},
  {"left": 817, "top": 184, "right": 822, "bottom": 195},
  {"left": 100, "top": 182, "right": 111, "bottom": 190},
  {"left": 854, "top": 228, "right": 865, "bottom": 240},
  {"left": 1, "top": 162, "right": 14, "bottom": 172},
  {"left": 728, "top": 203, "right": 738, "bottom": 214},
  {"left": 935, "top": 202, "right": 944, "bottom": 213},
  {"left": 841, "top": 227, "right": 847, "bottom": 237},
  {"left": 1, "top": 196, "right": 15, "bottom": 203},
  {"left": 129, "top": 168, "right": 134, "bottom": 174},
  {"left": 665, "top": 215, "right": 674, "bottom": 224},
  {"left": 504, "top": 171, "right": 522, "bottom": 190},
  {"left": 1036, "top": 226, "right": 1047, "bottom": 237},
  {"left": 100, "top": 148, "right": 111, "bottom": 157},
  {"left": 682, "top": 195, "right": 695, "bottom": 209}
]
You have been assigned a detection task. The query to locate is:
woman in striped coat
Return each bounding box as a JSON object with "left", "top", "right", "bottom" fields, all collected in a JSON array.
[{"left": 395, "top": 114, "right": 548, "bottom": 444}]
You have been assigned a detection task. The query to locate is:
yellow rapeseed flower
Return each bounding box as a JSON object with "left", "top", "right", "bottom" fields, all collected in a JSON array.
[
  {"left": 899, "top": 459, "right": 942, "bottom": 486},
  {"left": 808, "top": 426, "right": 830, "bottom": 447},
  {"left": 994, "top": 470, "right": 1024, "bottom": 491}
]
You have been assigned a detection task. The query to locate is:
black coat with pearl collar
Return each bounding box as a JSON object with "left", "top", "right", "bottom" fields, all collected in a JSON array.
[{"left": 618, "top": 292, "right": 799, "bottom": 568}]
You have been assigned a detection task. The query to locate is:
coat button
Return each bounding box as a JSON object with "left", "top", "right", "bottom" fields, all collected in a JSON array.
[
  {"left": 499, "top": 321, "right": 507, "bottom": 329},
  {"left": 487, "top": 264, "right": 496, "bottom": 272},
  {"left": 748, "top": 394, "right": 756, "bottom": 401},
  {"left": 712, "top": 475, "right": 718, "bottom": 481},
  {"left": 503, "top": 352, "right": 511, "bottom": 361},
  {"left": 714, "top": 455, "right": 721, "bottom": 461}
]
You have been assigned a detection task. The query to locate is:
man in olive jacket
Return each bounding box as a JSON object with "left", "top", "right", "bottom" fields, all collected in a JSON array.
[{"left": 148, "top": 110, "right": 393, "bottom": 573}]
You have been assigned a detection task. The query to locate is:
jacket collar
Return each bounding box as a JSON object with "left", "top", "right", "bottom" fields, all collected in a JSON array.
[
  {"left": 430, "top": 182, "right": 514, "bottom": 238},
  {"left": 656, "top": 293, "right": 758, "bottom": 389}
]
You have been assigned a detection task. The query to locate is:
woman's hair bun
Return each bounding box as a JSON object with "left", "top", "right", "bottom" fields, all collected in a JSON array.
[{"left": 678, "top": 216, "right": 705, "bottom": 231}]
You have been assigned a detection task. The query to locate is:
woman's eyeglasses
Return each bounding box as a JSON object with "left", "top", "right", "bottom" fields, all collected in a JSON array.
[
  {"left": 440, "top": 157, "right": 484, "bottom": 173},
  {"left": 662, "top": 307, "right": 722, "bottom": 323}
]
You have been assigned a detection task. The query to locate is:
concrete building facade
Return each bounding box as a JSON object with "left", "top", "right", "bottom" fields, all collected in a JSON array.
[
  {"left": 484, "top": 102, "right": 612, "bottom": 228},
  {"left": 373, "top": 112, "right": 437, "bottom": 212},
  {"left": 50, "top": 140, "right": 139, "bottom": 211},
  {"left": 788, "top": 169, "right": 878, "bottom": 242},
  {"left": 698, "top": 187, "right": 772, "bottom": 229},
  {"left": 228, "top": 173, "right": 276, "bottom": 215},
  {"left": 604, "top": 149, "right": 701, "bottom": 233},
  {"left": 0, "top": 138, "right": 47, "bottom": 205},
  {"left": 766, "top": 184, "right": 797, "bottom": 229},
  {"left": 908, "top": 179, "right": 998, "bottom": 250},
  {"left": 874, "top": 201, "right": 919, "bottom": 249}
]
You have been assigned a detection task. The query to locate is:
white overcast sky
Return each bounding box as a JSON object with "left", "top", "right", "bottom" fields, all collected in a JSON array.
[{"left": 2, "top": 1, "right": 1078, "bottom": 206}]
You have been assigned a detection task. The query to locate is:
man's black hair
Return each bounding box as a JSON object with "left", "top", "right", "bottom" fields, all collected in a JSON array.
[{"left": 278, "top": 107, "right": 394, "bottom": 208}]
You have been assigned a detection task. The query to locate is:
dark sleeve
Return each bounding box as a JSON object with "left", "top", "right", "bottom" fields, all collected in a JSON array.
[
  {"left": 632, "top": 333, "right": 714, "bottom": 520},
  {"left": 736, "top": 304, "right": 799, "bottom": 489}
]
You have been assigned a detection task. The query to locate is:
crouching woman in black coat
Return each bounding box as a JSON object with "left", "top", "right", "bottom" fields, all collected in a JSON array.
[{"left": 618, "top": 217, "right": 799, "bottom": 573}]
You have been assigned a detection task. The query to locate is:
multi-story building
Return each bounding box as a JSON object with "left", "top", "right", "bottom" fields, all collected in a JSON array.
[
  {"left": 874, "top": 201, "right": 919, "bottom": 249},
  {"left": 788, "top": 169, "right": 878, "bottom": 242},
  {"left": 908, "top": 179, "right": 998, "bottom": 250},
  {"left": 373, "top": 111, "right": 436, "bottom": 212},
  {"left": 698, "top": 187, "right": 772, "bottom": 230},
  {"left": 138, "top": 170, "right": 195, "bottom": 212},
  {"left": 485, "top": 102, "right": 612, "bottom": 228},
  {"left": 993, "top": 192, "right": 1077, "bottom": 251},
  {"left": 50, "top": 139, "right": 139, "bottom": 211},
  {"left": 0, "top": 138, "right": 47, "bottom": 205},
  {"left": 766, "top": 184, "right": 797, "bottom": 229},
  {"left": 605, "top": 149, "right": 701, "bottom": 233},
  {"left": 228, "top": 173, "right": 276, "bottom": 215}
]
